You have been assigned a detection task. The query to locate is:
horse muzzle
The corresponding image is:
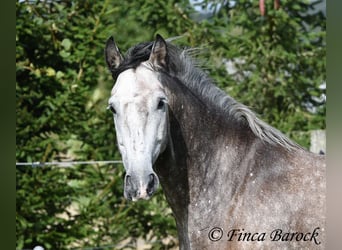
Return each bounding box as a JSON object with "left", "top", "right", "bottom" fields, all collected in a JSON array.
[{"left": 124, "top": 172, "right": 159, "bottom": 201}]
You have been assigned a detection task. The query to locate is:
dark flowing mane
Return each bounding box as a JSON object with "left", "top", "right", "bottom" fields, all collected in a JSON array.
[{"left": 113, "top": 40, "right": 300, "bottom": 151}]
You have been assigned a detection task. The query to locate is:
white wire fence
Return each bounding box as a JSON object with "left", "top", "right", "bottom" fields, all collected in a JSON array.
[{"left": 16, "top": 160, "right": 123, "bottom": 168}]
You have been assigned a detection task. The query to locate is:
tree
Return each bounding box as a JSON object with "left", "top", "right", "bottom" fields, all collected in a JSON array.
[
  {"left": 190, "top": 0, "right": 326, "bottom": 146},
  {"left": 16, "top": 1, "right": 177, "bottom": 249}
]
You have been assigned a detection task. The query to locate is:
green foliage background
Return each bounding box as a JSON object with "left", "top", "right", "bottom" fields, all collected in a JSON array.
[{"left": 16, "top": 0, "right": 325, "bottom": 249}]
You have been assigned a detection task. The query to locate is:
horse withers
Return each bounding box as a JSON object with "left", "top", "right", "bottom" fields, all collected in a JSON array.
[{"left": 105, "top": 34, "right": 326, "bottom": 249}]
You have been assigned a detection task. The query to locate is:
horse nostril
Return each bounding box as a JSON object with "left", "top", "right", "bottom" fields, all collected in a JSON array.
[
  {"left": 125, "top": 175, "right": 132, "bottom": 186},
  {"left": 147, "top": 174, "right": 156, "bottom": 195},
  {"left": 149, "top": 174, "right": 154, "bottom": 183}
]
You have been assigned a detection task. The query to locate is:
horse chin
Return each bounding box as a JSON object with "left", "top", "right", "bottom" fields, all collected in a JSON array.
[
  {"left": 131, "top": 194, "right": 152, "bottom": 202},
  {"left": 125, "top": 190, "right": 154, "bottom": 202}
]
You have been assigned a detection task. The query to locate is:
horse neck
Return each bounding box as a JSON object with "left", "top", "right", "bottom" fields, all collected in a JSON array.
[
  {"left": 161, "top": 75, "right": 255, "bottom": 177},
  {"left": 175, "top": 82, "right": 255, "bottom": 179},
  {"left": 154, "top": 77, "right": 257, "bottom": 247}
]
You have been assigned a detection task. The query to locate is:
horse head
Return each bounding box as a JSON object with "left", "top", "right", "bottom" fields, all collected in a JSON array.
[{"left": 105, "top": 35, "right": 169, "bottom": 201}]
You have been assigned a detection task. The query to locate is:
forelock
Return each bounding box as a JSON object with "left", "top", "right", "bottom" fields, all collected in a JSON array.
[{"left": 110, "top": 42, "right": 154, "bottom": 80}]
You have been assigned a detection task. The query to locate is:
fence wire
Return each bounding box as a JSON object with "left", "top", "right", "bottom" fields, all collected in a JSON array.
[{"left": 16, "top": 160, "right": 123, "bottom": 168}]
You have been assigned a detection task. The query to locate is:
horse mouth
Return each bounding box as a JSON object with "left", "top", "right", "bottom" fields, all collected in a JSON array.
[
  {"left": 130, "top": 193, "right": 153, "bottom": 202},
  {"left": 125, "top": 188, "right": 155, "bottom": 201}
]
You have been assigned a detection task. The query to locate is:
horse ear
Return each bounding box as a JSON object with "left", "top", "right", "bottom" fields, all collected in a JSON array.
[
  {"left": 149, "top": 34, "right": 168, "bottom": 68},
  {"left": 105, "top": 36, "right": 123, "bottom": 70}
]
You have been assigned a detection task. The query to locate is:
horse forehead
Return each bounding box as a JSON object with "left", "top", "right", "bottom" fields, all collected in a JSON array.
[{"left": 111, "top": 66, "right": 163, "bottom": 98}]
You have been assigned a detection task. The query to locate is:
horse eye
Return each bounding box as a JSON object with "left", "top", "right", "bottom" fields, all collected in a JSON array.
[
  {"left": 157, "top": 99, "right": 166, "bottom": 110},
  {"left": 108, "top": 105, "right": 116, "bottom": 114}
]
